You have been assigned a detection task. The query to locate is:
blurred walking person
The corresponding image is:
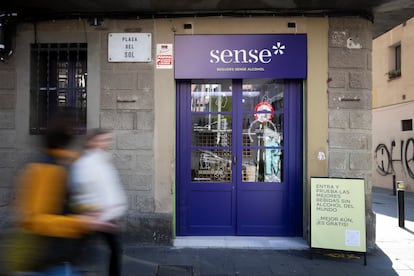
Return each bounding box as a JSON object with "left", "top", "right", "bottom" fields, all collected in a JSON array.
[
  {"left": 70, "top": 128, "right": 128, "bottom": 276},
  {"left": 5, "top": 111, "right": 114, "bottom": 275}
]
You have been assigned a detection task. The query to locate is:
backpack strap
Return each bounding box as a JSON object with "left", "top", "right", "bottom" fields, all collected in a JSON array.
[{"left": 36, "top": 152, "right": 74, "bottom": 215}]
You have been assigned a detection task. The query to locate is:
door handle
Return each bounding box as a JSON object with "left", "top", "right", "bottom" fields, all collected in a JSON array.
[{"left": 233, "top": 155, "right": 237, "bottom": 165}]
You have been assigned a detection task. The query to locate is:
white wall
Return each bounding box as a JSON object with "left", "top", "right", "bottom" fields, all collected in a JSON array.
[{"left": 372, "top": 101, "right": 414, "bottom": 191}]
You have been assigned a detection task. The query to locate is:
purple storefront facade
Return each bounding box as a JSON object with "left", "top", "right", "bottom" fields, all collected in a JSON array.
[
  {"left": 174, "top": 34, "right": 307, "bottom": 79},
  {"left": 174, "top": 34, "right": 307, "bottom": 236}
]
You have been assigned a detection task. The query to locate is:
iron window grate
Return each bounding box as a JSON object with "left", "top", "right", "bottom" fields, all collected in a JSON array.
[{"left": 30, "top": 43, "right": 87, "bottom": 134}]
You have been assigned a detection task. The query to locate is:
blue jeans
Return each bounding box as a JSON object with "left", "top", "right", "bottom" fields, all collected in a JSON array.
[
  {"left": 13, "top": 264, "right": 80, "bottom": 276},
  {"left": 42, "top": 263, "right": 80, "bottom": 276}
]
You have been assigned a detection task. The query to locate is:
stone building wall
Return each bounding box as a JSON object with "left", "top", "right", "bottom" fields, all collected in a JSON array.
[
  {"left": 328, "top": 17, "right": 375, "bottom": 247},
  {"left": 0, "top": 20, "right": 172, "bottom": 243},
  {"left": 0, "top": 52, "right": 17, "bottom": 228},
  {"left": 97, "top": 21, "right": 171, "bottom": 243}
]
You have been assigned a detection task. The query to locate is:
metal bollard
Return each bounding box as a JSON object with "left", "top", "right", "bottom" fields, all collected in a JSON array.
[
  {"left": 393, "top": 174, "right": 396, "bottom": 196},
  {"left": 397, "top": 181, "right": 405, "bottom": 228}
]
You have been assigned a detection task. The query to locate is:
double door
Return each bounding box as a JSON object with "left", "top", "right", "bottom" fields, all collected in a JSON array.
[{"left": 176, "top": 79, "right": 303, "bottom": 236}]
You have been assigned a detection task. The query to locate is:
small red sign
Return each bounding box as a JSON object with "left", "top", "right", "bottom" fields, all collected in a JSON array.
[{"left": 254, "top": 102, "right": 274, "bottom": 123}]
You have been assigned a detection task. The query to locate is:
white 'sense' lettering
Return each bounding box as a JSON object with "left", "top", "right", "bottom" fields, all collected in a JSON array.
[{"left": 209, "top": 49, "right": 272, "bottom": 64}]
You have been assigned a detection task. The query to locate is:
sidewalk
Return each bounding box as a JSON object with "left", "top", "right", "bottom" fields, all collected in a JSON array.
[
  {"left": 371, "top": 187, "right": 414, "bottom": 275},
  {"left": 2, "top": 187, "right": 413, "bottom": 275},
  {"left": 108, "top": 187, "right": 414, "bottom": 275}
]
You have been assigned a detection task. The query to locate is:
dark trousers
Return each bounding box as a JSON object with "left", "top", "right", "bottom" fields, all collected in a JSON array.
[{"left": 99, "top": 231, "right": 122, "bottom": 276}]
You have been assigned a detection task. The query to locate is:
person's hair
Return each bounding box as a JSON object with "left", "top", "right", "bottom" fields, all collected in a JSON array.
[
  {"left": 44, "top": 110, "right": 75, "bottom": 149},
  {"left": 84, "top": 128, "right": 111, "bottom": 149}
]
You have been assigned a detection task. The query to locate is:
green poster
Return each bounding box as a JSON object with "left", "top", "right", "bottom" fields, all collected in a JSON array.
[{"left": 310, "top": 177, "right": 366, "bottom": 252}]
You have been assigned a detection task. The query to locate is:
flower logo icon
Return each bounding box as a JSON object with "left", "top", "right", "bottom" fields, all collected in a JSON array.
[{"left": 272, "top": 42, "right": 286, "bottom": 55}]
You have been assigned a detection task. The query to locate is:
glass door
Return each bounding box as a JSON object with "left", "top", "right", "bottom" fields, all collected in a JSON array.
[
  {"left": 191, "top": 80, "right": 233, "bottom": 184},
  {"left": 237, "top": 79, "right": 287, "bottom": 235},
  {"left": 177, "top": 79, "right": 236, "bottom": 235},
  {"left": 241, "top": 79, "right": 284, "bottom": 184},
  {"left": 176, "top": 79, "right": 303, "bottom": 236}
]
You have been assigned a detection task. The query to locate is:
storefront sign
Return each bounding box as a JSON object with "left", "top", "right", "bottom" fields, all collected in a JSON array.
[
  {"left": 310, "top": 177, "right": 366, "bottom": 253},
  {"left": 174, "top": 34, "right": 307, "bottom": 79},
  {"left": 156, "top": 43, "right": 173, "bottom": 69},
  {"left": 108, "top": 33, "right": 152, "bottom": 62}
]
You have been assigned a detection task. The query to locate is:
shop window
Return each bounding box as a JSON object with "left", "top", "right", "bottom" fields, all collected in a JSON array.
[
  {"left": 402, "top": 119, "right": 412, "bottom": 131},
  {"left": 387, "top": 44, "right": 401, "bottom": 79},
  {"left": 30, "top": 43, "right": 87, "bottom": 134}
]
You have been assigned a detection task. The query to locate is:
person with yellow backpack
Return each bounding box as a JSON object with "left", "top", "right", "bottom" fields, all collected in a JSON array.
[{"left": 3, "top": 112, "right": 115, "bottom": 275}]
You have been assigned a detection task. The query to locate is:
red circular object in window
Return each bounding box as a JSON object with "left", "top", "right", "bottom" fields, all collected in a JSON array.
[{"left": 254, "top": 102, "right": 274, "bottom": 123}]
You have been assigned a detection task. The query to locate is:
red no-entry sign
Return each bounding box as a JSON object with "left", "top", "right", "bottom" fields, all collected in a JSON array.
[{"left": 254, "top": 102, "right": 274, "bottom": 122}]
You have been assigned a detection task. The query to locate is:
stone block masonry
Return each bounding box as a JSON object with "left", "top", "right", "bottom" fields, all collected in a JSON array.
[
  {"left": 0, "top": 60, "right": 16, "bottom": 230},
  {"left": 328, "top": 17, "right": 374, "bottom": 248},
  {"left": 99, "top": 24, "right": 171, "bottom": 243}
]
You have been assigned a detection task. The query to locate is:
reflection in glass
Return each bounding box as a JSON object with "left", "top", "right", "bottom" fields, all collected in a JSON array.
[
  {"left": 191, "top": 150, "right": 232, "bottom": 182},
  {"left": 242, "top": 79, "right": 284, "bottom": 183},
  {"left": 76, "top": 61, "right": 86, "bottom": 88},
  {"left": 58, "top": 63, "right": 68, "bottom": 89},
  {"left": 192, "top": 114, "right": 232, "bottom": 147},
  {"left": 242, "top": 124, "right": 283, "bottom": 183},
  {"left": 190, "top": 80, "right": 233, "bottom": 183},
  {"left": 244, "top": 114, "right": 283, "bottom": 147},
  {"left": 242, "top": 79, "right": 284, "bottom": 111},
  {"left": 191, "top": 81, "right": 232, "bottom": 112}
]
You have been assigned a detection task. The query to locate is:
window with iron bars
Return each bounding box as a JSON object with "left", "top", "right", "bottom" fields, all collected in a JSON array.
[{"left": 30, "top": 43, "right": 87, "bottom": 134}]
